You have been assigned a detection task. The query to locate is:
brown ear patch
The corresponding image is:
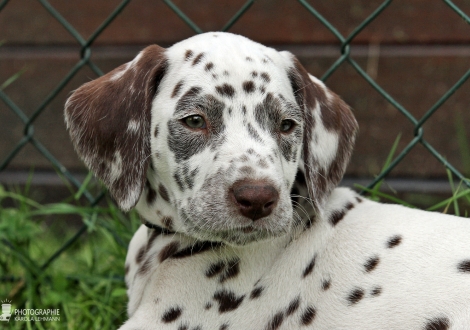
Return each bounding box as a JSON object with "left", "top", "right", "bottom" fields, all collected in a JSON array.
[
  {"left": 288, "top": 56, "right": 358, "bottom": 212},
  {"left": 65, "top": 45, "right": 167, "bottom": 211}
]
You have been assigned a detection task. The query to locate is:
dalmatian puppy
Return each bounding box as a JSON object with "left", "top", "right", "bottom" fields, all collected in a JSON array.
[{"left": 65, "top": 32, "right": 470, "bottom": 330}]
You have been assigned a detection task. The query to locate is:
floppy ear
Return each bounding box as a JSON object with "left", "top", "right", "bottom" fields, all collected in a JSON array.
[
  {"left": 65, "top": 45, "right": 167, "bottom": 211},
  {"left": 286, "top": 55, "right": 358, "bottom": 213}
]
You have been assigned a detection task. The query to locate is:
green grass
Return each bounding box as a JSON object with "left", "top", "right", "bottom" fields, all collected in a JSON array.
[{"left": 0, "top": 185, "right": 141, "bottom": 329}]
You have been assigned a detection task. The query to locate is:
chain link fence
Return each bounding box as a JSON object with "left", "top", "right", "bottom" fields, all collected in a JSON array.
[{"left": 0, "top": 0, "right": 469, "bottom": 310}]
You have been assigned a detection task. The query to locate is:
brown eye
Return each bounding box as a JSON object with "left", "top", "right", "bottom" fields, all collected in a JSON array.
[
  {"left": 183, "top": 115, "right": 206, "bottom": 129},
  {"left": 280, "top": 119, "right": 295, "bottom": 133}
]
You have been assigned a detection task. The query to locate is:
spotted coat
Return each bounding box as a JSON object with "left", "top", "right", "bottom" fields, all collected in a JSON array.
[{"left": 65, "top": 32, "right": 470, "bottom": 330}]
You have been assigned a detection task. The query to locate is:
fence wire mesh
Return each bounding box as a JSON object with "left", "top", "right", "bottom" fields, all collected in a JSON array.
[{"left": 0, "top": 0, "right": 469, "bottom": 296}]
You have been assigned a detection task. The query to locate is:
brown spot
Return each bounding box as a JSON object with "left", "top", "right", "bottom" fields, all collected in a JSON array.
[
  {"left": 138, "top": 254, "right": 154, "bottom": 275},
  {"left": 136, "top": 245, "right": 146, "bottom": 264},
  {"left": 154, "top": 124, "right": 160, "bottom": 138},
  {"left": 345, "top": 202, "right": 354, "bottom": 210},
  {"left": 387, "top": 235, "right": 402, "bottom": 248},
  {"left": 159, "top": 242, "right": 180, "bottom": 262},
  {"left": 219, "top": 324, "right": 229, "bottom": 330},
  {"left": 364, "top": 256, "right": 380, "bottom": 272},
  {"left": 216, "top": 84, "right": 235, "bottom": 98},
  {"left": 260, "top": 72, "right": 271, "bottom": 83},
  {"left": 125, "top": 263, "right": 130, "bottom": 275},
  {"left": 250, "top": 286, "right": 263, "bottom": 299},
  {"left": 158, "top": 184, "right": 170, "bottom": 202},
  {"left": 457, "top": 260, "right": 470, "bottom": 273},
  {"left": 322, "top": 279, "right": 331, "bottom": 291},
  {"left": 192, "top": 53, "right": 204, "bottom": 65},
  {"left": 171, "top": 80, "right": 184, "bottom": 98},
  {"left": 162, "top": 216, "right": 174, "bottom": 230},
  {"left": 347, "top": 288, "right": 364, "bottom": 305},
  {"left": 266, "top": 312, "right": 284, "bottom": 330},
  {"left": 205, "top": 62, "right": 214, "bottom": 71},
  {"left": 243, "top": 81, "right": 255, "bottom": 93},
  {"left": 185, "top": 50, "right": 194, "bottom": 61},
  {"left": 424, "top": 318, "right": 450, "bottom": 330},
  {"left": 302, "top": 255, "right": 316, "bottom": 278},
  {"left": 355, "top": 197, "right": 363, "bottom": 203},
  {"left": 330, "top": 209, "right": 346, "bottom": 226},
  {"left": 213, "top": 290, "right": 245, "bottom": 313},
  {"left": 286, "top": 296, "right": 300, "bottom": 316},
  {"left": 162, "top": 306, "right": 182, "bottom": 323},
  {"left": 300, "top": 306, "right": 316, "bottom": 325},
  {"left": 371, "top": 286, "right": 382, "bottom": 296}
]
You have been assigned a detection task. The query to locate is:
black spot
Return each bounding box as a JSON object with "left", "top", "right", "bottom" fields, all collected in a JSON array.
[
  {"left": 146, "top": 183, "right": 157, "bottom": 205},
  {"left": 219, "top": 259, "right": 240, "bottom": 283},
  {"left": 424, "top": 317, "right": 450, "bottom": 330},
  {"left": 213, "top": 289, "right": 245, "bottom": 313},
  {"left": 286, "top": 296, "right": 300, "bottom": 316},
  {"left": 371, "top": 286, "right": 382, "bottom": 296},
  {"left": 158, "top": 184, "right": 170, "bottom": 202},
  {"left": 300, "top": 306, "right": 316, "bottom": 325},
  {"left": 364, "top": 256, "right": 380, "bottom": 272},
  {"left": 223, "top": 70, "right": 229, "bottom": 76},
  {"left": 172, "top": 80, "right": 184, "bottom": 98},
  {"left": 162, "top": 306, "right": 182, "bottom": 323},
  {"left": 457, "top": 260, "right": 470, "bottom": 273},
  {"left": 355, "top": 197, "right": 363, "bottom": 203},
  {"left": 260, "top": 86, "right": 266, "bottom": 94},
  {"left": 266, "top": 312, "right": 284, "bottom": 330},
  {"left": 251, "top": 71, "right": 258, "bottom": 78},
  {"left": 250, "top": 286, "right": 263, "bottom": 299},
  {"left": 205, "top": 302, "right": 212, "bottom": 310},
  {"left": 178, "top": 324, "right": 189, "bottom": 330},
  {"left": 302, "top": 255, "right": 316, "bottom": 277},
  {"left": 347, "top": 288, "right": 364, "bottom": 305},
  {"left": 171, "top": 241, "right": 222, "bottom": 259},
  {"left": 206, "top": 261, "right": 225, "bottom": 278},
  {"left": 154, "top": 124, "right": 160, "bottom": 137},
  {"left": 159, "top": 242, "right": 180, "bottom": 262},
  {"left": 242, "top": 106, "right": 247, "bottom": 115},
  {"left": 243, "top": 81, "right": 255, "bottom": 93},
  {"left": 387, "top": 235, "right": 402, "bottom": 248},
  {"left": 136, "top": 245, "right": 146, "bottom": 264},
  {"left": 330, "top": 210, "right": 346, "bottom": 226},
  {"left": 260, "top": 72, "right": 271, "bottom": 83},
  {"left": 185, "top": 50, "right": 193, "bottom": 61},
  {"left": 216, "top": 84, "right": 235, "bottom": 98},
  {"left": 148, "top": 228, "right": 161, "bottom": 246},
  {"left": 321, "top": 279, "right": 331, "bottom": 291},
  {"left": 192, "top": 53, "right": 204, "bottom": 65},
  {"left": 245, "top": 56, "right": 253, "bottom": 62},
  {"left": 205, "top": 62, "right": 214, "bottom": 71},
  {"left": 219, "top": 323, "right": 229, "bottom": 330}
]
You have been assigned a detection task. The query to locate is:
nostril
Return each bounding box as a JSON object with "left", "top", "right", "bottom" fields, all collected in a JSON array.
[{"left": 238, "top": 199, "right": 252, "bottom": 208}]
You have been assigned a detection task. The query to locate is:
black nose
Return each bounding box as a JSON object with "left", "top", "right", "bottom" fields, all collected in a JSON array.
[{"left": 230, "top": 180, "right": 279, "bottom": 221}]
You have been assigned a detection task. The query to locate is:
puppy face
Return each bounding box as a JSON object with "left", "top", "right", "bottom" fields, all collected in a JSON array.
[{"left": 65, "top": 32, "right": 357, "bottom": 246}]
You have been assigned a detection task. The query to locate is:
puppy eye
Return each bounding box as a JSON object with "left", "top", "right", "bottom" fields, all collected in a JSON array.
[
  {"left": 183, "top": 115, "right": 206, "bottom": 129},
  {"left": 280, "top": 119, "right": 295, "bottom": 133}
]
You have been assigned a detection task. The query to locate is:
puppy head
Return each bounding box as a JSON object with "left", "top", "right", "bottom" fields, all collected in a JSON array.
[{"left": 65, "top": 32, "right": 357, "bottom": 245}]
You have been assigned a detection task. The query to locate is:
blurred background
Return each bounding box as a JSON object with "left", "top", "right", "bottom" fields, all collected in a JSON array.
[{"left": 0, "top": 2, "right": 469, "bottom": 328}]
